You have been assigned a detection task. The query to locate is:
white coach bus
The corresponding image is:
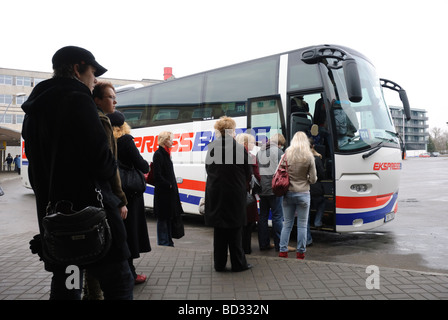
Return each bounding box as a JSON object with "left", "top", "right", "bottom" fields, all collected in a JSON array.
[{"left": 84, "top": 45, "right": 411, "bottom": 232}]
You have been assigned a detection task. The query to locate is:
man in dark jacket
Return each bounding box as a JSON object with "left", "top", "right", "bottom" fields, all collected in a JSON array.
[
  {"left": 204, "top": 117, "right": 252, "bottom": 272},
  {"left": 21, "top": 46, "right": 133, "bottom": 300}
]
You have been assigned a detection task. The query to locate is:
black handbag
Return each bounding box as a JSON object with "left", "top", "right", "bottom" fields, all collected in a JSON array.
[
  {"left": 171, "top": 214, "right": 185, "bottom": 239},
  {"left": 42, "top": 194, "right": 112, "bottom": 266},
  {"left": 118, "top": 161, "right": 146, "bottom": 194}
]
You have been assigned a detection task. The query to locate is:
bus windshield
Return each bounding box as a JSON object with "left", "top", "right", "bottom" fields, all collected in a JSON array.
[{"left": 327, "top": 56, "right": 398, "bottom": 152}]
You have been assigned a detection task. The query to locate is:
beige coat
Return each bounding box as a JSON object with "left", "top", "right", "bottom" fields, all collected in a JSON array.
[{"left": 284, "top": 152, "right": 317, "bottom": 193}]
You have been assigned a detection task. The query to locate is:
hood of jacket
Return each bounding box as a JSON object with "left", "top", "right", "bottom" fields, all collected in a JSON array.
[{"left": 22, "top": 77, "right": 91, "bottom": 116}]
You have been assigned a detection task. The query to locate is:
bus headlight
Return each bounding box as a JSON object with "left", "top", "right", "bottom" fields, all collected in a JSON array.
[{"left": 350, "top": 184, "right": 369, "bottom": 193}]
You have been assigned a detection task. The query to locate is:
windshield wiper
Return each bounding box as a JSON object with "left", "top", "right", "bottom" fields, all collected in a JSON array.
[{"left": 362, "top": 137, "right": 395, "bottom": 159}]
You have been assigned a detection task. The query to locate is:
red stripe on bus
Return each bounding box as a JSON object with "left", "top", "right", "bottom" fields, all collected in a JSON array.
[
  {"left": 178, "top": 179, "right": 206, "bottom": 192},
  {"left": 336, "top": 193, "right": 394, "bottom": 209}
]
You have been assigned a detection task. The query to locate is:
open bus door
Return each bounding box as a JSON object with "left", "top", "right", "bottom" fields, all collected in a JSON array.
[
  {"left": 247, "top": 93, "right": 338, "bottom": 232},
  {"left": 246, "top": 95, "right": 286, "bottom": 146}
]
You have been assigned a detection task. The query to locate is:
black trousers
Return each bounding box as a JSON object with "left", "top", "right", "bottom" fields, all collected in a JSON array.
[
  {"left": 242, "top": 222, "right": 255, "bottom": 254},
  {"left": 213, "top": 226, "right": 248, "bottom": 271}
]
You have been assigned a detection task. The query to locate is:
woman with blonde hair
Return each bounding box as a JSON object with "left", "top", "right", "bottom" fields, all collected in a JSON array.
[
  {"left": 108, "top": 111, "right": 151, "bottom": 285},
  {"left": 278, "top": 131, "right": 317, "bottom": 259},
  {"left": 152, "top": 131, "right": 184, "bottom": 246}
]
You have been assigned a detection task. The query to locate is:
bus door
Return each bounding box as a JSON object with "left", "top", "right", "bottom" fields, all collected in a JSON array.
[
  {"left": 247, "top": 95, "right": 286, "bottom": 146},
  {"left": 288, "top": 92, "right": 336, "bottom": 231}
]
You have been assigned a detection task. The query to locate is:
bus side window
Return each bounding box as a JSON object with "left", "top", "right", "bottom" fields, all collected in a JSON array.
[
  {"left": 192, "top": 107, "right": 213, "bottom": 120},
  {"left": 180, "top": 110, "right": 192, "bottom": 121},
  {"left": 152, "top": 109, "right": 179, "bottom": 122}
]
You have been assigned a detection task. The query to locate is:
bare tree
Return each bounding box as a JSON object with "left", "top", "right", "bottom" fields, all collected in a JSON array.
[{"left": 430, "top": 127, "right": 448, "bottom": 153}]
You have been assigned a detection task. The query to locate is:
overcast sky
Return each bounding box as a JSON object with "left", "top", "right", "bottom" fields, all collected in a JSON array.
[{"left": 2, "top": 0, "right": 447, "bottom": 130}]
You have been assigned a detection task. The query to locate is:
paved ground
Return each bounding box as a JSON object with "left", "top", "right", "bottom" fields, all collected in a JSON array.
[
  {"left": 1, "top": 171, "right": 448, "bottom": 301},
  {"left": 1, "top": 229, "right": 448, "bottom": 301}
]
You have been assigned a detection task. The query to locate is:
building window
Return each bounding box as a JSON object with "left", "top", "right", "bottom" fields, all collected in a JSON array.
[
  {"left": 16, "top": 76, "right": 32, "bottom": 87},
  {"left": 33, "top": 78, "right": 45, "bottom": 86},
  {"left": 0, "top": 75, "right": 13, "bottom": 85},
  {"left": 16, "top": 114, "right": 24, "bottom": 124},
  {"left": 0, "top": 94, "right": 13, "bottom": 104},
  {"left": 16, "top": 95, "right": 27, "bottom": 105},
  {"left": 1, "top": 114, "right": 12, "bottom": 124}
]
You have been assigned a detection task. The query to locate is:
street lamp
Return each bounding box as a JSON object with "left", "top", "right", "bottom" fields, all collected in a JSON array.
[{"left": 1, "top": 92, "right": 26, "bottom": 124}]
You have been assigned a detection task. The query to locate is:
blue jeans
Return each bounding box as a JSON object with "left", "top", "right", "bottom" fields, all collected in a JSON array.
[
  {"left": 279, "top": 192, "right": 310, "bottom": 254},
  {"left": 258, "top": 195, "right": 283, "bottom": 250},
  {"left": 307, "top": 195, "right": 326, "bottom": 244},
  {"left": 157, "top": 218, "right": 174, "bottom": 246}
]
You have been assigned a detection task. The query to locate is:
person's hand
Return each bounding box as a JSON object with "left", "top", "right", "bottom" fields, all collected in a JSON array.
[{"left": 120, "top": 206, "right": 128, "bottom": 219}]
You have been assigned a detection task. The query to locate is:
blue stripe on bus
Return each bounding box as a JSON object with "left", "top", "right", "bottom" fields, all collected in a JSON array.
[
  {"left": 145, "top": 186, "right": 202, "bottom": 206},
  {"left": 336, "top": 192, "right": 398, "bottom": 226}
]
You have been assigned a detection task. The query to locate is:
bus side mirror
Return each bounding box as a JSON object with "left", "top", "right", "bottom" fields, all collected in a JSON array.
[
  {"left": 399, "top": 89, "right": 411, "bottom": 121},
  {"left": 343, "top": 59, "right": 363, "bottom": 103},
  {"left": 380, "top": 79, "right": 411, "bottom": 121}
]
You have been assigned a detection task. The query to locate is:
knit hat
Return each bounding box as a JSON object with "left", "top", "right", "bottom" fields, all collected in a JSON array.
[{"left": 107, "top": 111, "right": 125, "bottom": 127}]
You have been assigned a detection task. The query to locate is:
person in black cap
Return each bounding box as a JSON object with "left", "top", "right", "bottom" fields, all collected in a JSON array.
[{"left": 22, "top": 46, "right": 134, "bottom": 300}]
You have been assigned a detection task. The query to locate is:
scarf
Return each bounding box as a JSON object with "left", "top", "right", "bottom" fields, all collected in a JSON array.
[{"left": 164, "top": 145, "right": 171, "bottom": 156}]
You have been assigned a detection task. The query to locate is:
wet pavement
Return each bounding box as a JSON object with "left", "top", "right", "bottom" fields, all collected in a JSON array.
[{"left": 0, "top": 157, "right": 448, "bottom": 301}]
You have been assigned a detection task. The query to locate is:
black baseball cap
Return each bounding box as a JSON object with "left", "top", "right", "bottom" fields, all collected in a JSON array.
[{"left": 52, "top": 46, "right": 107, "bottom": 77}]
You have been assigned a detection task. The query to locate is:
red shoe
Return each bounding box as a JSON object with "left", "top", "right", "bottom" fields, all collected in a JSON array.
[
  {"left": 296, "top": 252, "right": 305, "bottom": 260},
  {"left": 135, "top": 274, "right": 147, "bottom": 285},
  {"left": 278, "top": 252, "right": 288, "bottom": 258}
]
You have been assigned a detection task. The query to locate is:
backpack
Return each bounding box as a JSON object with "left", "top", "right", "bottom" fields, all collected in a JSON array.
[{"left": 145, "top": 162, "right": 155, "bottom": 185}]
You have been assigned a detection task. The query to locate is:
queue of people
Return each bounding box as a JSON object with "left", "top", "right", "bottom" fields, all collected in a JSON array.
[
  {"left": 202, "top": 117, "right": 321, "bottom": 270},
  {"left": 21, "top": 45, "right": 324, "bottom": 300}
]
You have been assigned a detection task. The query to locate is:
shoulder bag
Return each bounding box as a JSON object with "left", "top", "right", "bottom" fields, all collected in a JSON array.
[
  {"left": 171, "top": 213, "right": 185, "bottom": 239},
  {"left": 272, "top": 154, "right": 289, "bottom": 197},
  {"left": 118, "top": 160, "right": 146, "bottom": 194},
  {"left": 171, "top": 197, "right": 185, "bottom": 239},
  {"left": 42, "top": 190, "right": 112, "bottom": 266}
]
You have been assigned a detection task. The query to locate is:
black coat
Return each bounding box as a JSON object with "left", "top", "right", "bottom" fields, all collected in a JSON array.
[
  {"left": 204, "top": 136, "right": 251, "bottom": 228},
  {"left": 310, "top": 155, "right": 325, "bottom": 197},
  {"left": 117, "top": 134, "right": 151, "bottom": 258},
  {"left": 21, "top": 78, "right": 130, "bottom": 268},
  {"left": 152, "top": 146, "right": 183, "bottom": 221}
]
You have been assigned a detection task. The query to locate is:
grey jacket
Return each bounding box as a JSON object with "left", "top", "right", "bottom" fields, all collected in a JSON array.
[{"left": 256, "top": 142, "right": 284, "bottom": 196}]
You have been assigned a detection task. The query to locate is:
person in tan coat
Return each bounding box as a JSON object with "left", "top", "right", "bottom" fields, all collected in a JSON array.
[{"left": 278, "top": 131, "right": 317, "bottom": 260}]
